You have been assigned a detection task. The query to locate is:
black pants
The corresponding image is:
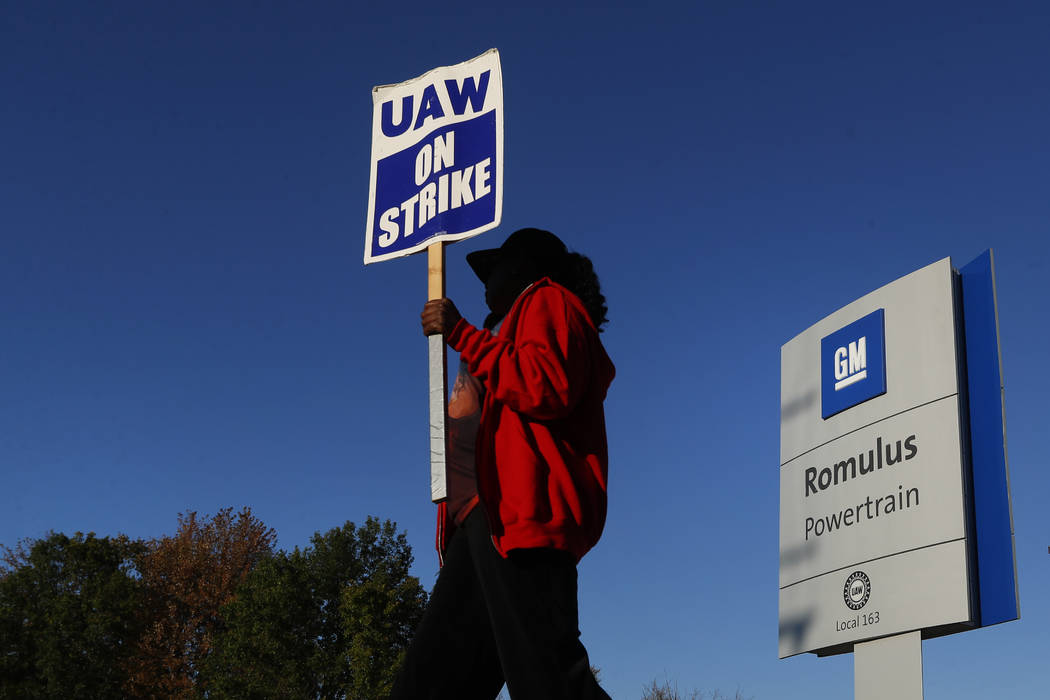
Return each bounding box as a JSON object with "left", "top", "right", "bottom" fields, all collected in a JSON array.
[{"left": 390, "top": 508, "right": 611, "bottom": 700}]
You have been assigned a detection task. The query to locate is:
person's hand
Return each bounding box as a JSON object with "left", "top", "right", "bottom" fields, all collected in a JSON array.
[{"left": 421, "top": 298, "right": 462, "bottom": 336}]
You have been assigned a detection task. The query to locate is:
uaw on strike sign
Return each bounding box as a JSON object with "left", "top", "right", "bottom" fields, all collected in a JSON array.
[{"left": 364, "top": 49, "right": 503, "bottom": 264}]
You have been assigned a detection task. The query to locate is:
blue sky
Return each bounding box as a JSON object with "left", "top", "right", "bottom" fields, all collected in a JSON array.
[{"left": 3, "top": 2, "right": 1048, "bottom": 698}]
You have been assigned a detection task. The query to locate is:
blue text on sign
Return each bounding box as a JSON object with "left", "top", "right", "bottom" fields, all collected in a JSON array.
[{"left": 381, "top": 71, "right": 491, "bottom": 137}]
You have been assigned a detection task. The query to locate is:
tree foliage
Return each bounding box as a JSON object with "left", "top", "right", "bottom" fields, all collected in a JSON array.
[
  {"left": 340, "top": 519, "right": 428, "bottom": 700},
  {"left": 1, "top": 509, "right": 423, "bottom": 698},
  {"left": 641, "top": 680, "right": 753, "bottom": 700},
  {"left": 0, "top": 532, "right": 147, "bottom": 699},
  {"left": 201, "top": 516, "right": 427, "bottom": 699},
  {"left": 125, "top": 507, "right": 277, "bottom": 698}
]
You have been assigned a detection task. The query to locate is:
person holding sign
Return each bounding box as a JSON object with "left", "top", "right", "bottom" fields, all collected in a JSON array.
[{"left": 392, "top": 228, "right": 615, "bottom": 700}]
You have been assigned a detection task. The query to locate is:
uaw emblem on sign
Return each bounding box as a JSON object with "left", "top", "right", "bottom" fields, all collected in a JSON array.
[
  {"left": 821, "top": 309, "right": 887, "bottom": 419},
  {"left": 843, "top": 570, "right": 871, "bottom": 610}
]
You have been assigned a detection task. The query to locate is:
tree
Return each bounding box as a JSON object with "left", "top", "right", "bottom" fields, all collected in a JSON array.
[
  {"left": 341, "top": 520, "right": 428, "bottom": 700},
  {"left": 201, "top": 517, "right": 427, "bottom": 699},
  {"left": 0, "top": 532, "right": 147, "bottom": 699},
  {"left": 641, "top": 680, "right": 753, "bottom": 700},
  {"left": 0, "top": 510, "right": 423, "bottom": 698},
  {"left": 125, "top": 506, "right": 276, "bottom": 698},
  {"left": 197, "top": 550, "right": 320, "bottom": 697},
  {"left": 494, "top": 666, "right": 604, "bottom": 700}
]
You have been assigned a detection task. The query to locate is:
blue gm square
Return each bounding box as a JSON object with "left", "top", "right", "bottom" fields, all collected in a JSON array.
[{"left": 821, "top": 309, "right": 887, "bottom": 419}]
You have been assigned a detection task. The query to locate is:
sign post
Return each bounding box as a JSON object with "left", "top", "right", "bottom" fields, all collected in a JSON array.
[
  {"left": 855, "top": 631, "right": 922, "bottom": 700},
  {"left": 365, "top": 50, "right": 504, "bottom": 502},
  {"left": 427, "top": 242, "right": 448, "bottom": 501},
  {"left": 778, "top": 251, "right": 1018, "bottom": 697}
]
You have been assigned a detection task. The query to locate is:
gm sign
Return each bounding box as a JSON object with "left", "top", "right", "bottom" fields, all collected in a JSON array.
[
  {"left": 821, "top": 309, "right": 887, "bottom": 419},
  {"left": 781, "top": 253, "right": 1017, "bottom": 659}
]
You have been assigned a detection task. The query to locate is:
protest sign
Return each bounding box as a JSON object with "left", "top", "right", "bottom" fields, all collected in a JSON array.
[
  {"left": 365, "top": 49, "right": 503, "bottom": 264},
  {"left": 365, "top": 50, "right": 504, "bottom": 502}
]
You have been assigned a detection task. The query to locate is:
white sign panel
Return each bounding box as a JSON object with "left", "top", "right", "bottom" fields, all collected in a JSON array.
[
  {"left": 779, "top": 258, "right": 976, "bottom": 658},
  {"left": 364, "top": 49, "right": 503, "bottom": 264}
]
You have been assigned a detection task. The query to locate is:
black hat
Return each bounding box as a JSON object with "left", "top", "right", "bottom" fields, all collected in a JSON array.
[{"left": 466, "top": 228, "right": 568, "bottom": 283}]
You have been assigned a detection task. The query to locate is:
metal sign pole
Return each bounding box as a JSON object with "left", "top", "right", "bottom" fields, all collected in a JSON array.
[
  {"left": 427, "top": 241, "right": 448, "bottom": 502},
  {"left": 854, "top": 631, "right": 923, "bottom": 700}
]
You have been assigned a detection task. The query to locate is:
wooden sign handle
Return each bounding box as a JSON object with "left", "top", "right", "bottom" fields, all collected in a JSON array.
[
  {"left": 428, "top": 241, "right": 445, "bottom": 300},
  {"left": 427, "top": 242, "right": 448, "bottom": 502}
]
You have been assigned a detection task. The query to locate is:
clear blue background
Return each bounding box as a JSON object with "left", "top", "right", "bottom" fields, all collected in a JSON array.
[{"left": 3, "top": 2, "right": 1047, "bottom": 698}]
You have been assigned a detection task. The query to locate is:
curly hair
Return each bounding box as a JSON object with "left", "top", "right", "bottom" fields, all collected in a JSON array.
[{"left": 551, "top": 251, "right": 609, "bottom": 332}]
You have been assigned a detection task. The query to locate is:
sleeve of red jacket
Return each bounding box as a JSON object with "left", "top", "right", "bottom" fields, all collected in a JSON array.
[{"left": 446, "top": 285, "right": 590, "bottom": 421}]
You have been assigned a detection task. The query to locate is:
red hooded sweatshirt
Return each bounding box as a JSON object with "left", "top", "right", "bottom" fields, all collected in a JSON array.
[{"left": 437, "top": 278, "right": 615, "bottom": 563}]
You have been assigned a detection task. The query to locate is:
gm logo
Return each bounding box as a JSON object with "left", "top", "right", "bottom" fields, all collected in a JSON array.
[{"left": 821, "top": 309, "right": 887, "bottom": 419}]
